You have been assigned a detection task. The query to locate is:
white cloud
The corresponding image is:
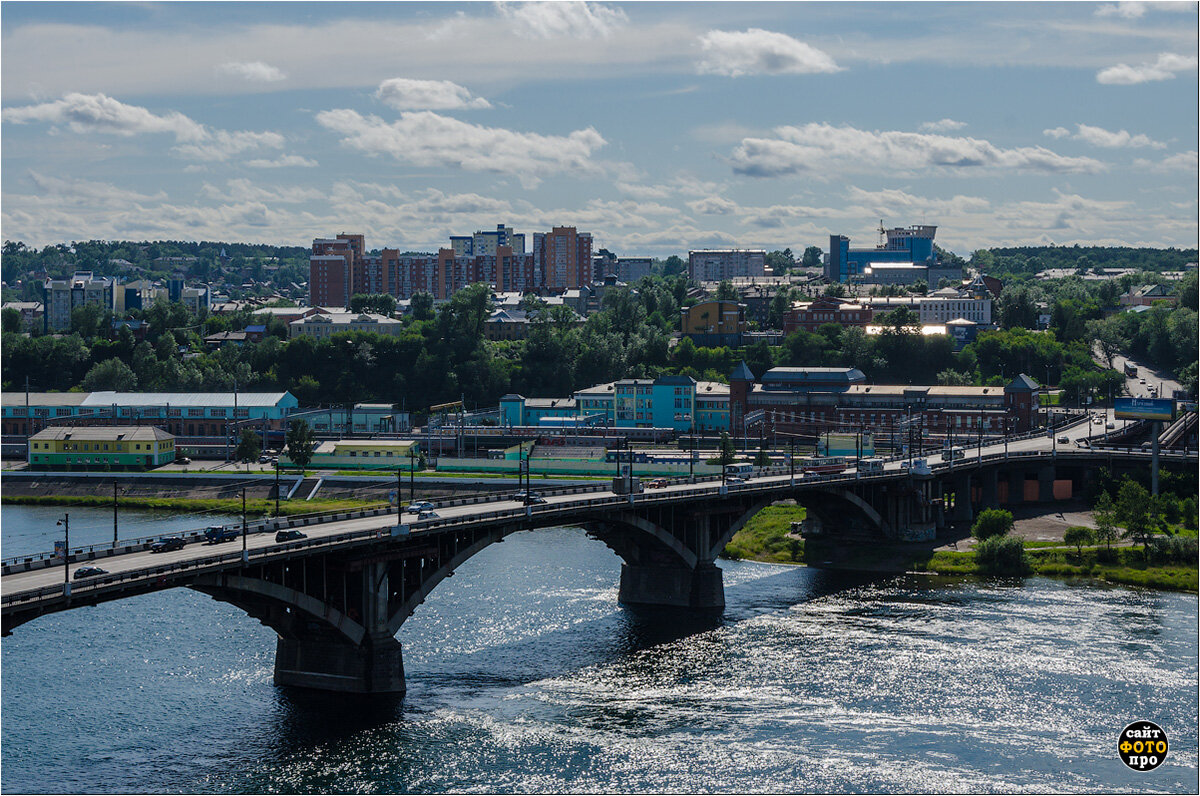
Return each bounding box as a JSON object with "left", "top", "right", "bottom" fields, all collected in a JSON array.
[
  {"left": 615, "top": 181, "right": 672, "bottom": 200},
  {"left": 687, "top": 196, "right": 740, "bottom": 215},
  {"left": 3, "top": 92, "right": 205, "bottom": 140},
  {"left": 173, "top": 130, "right": 285, "bottom": 161},
  {"left": 202, "top": 179, "right": 323, "bottom": 204},
  {"left": 1097, "top": 52, "right": 1197, "bottom": 84},
  {"left": 729, "top": 123, "right": 1106, "bottom": 177},
  {"left": 1095, "top": 2, "right": 1148, "bottom": 18},
  {"left": 1134, "top": 150, "right": 1199, "bottom": 174},
  {"left": 1073, "top": 123, "right": 1164, "bottom": 149},
  {"left": 697, "top": 28, "right": 840, "bottom": 77},
  {"left": 219, "top": 61, "right": 286, "bottom": 82},
  {"left": 376, "top": 78, "right": 491, "bottom": 111},
  {"left": 244, "top": 154, "right": 319, "bottom": 168},
  {"left": 496, "top": 1, "right": 628, "bottom": 39},
  {"left": 315, "top": 109, "right": 606, "bottom": 188},
  {"left": 1043, "top": 127, "right": 1071, "bottom": 139},
  {"left": 843, "top": 186, "right": 991, "bottom": 216},
  {"left": 25, "top": 171, "right": 166, "bottom": 206},
  {"left": 919, "top": 119, "right": 967, "bottom": 132},
  {"left": 2, "top": 92, "right": 285, "bottom": 161}
]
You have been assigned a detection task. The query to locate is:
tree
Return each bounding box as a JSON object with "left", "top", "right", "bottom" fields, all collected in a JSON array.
[
  {"left": 410, "top": 291, "right": 435, "bottom": 321},
  {"left": 1092, "top": 491, "right": 1120, "bottom": 551},
  {"left": 285, "top": 419, "right": 317, "bottom": 470},
  {"left": 1063, "top": 526, "right": 1093, "bottom": 557},
  {"left": 715, "top": 280, "right": 738, "bottom": 301},
  {"left": 801, "top": 246, "right": 822, "bottom": 269},
  {"left": 718, "top": 432, "right": 736, "bottom": 466},
  {"left": 1115, "top": 479, "right": 1165, "bottom": 553},
  {"left": 2, "top": 307, "right": 21, "bottom": 333},
  {"left": 349, "top": 293, "right": 398, "bottom": 316},
  {"left": 972, "top": 508, "right": 1014, "bottom": 540},
  {"left": 878, "top": 306, "right": 919, "bottom": 330},
  {"left": 754, "top": 446, "right": 771, "bottom": 467},
  {"left": 236, "top": 428, "right": 261, "bottom": 463},
  {"left": 81, "top": 358, "right": 138, "bottom": 391},
  {"left": 974, "top": 535, "right": 1029, "bottom": 576}
]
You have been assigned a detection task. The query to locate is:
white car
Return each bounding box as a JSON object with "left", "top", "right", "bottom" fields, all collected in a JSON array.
[{"left": 405, "top": 501, "right": 436, "bottom": 513}]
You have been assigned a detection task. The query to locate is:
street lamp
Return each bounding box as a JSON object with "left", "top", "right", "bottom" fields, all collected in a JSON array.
[{"left": 57, "top": 514, "right": 70, "bottom": 595}]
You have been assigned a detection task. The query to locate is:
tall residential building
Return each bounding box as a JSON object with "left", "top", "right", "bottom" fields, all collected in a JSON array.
[
  {"left": 616, "top": 257, "right": 653, "bottom": 283},
  {"left": 537, "top": 226, "right": 593, "bottom": 290},
  {"left": 310, "top": 234, "right": 363, "bottom": 307},
  {"left": 688, "top": 249, "right": 766, "bottom": 282},
  {"left": 42, "top": 271, "right": 114, "bottom": 332},
  {"left": 449, "top": 225, "right": 526, "bottom": 257}
]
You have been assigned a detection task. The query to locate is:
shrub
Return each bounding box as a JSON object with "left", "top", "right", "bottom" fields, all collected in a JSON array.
[
  {"left": 975, "top": 535, "right": 1030, "bottom": 576},
  {"left": 1147, "top": 535, "right": 1199, "bottom": 565},
  {"left": 1063, "top": 526, "right": 1094, "bottom": 556},
  {"left": 972, "top": 508, "right": 1015, "bottom": 540}
]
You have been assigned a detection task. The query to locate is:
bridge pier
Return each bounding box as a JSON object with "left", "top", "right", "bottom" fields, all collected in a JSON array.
[
  {"left": 980, "top": 469, "right": 999, "bottom": 510},
  {"left": 619, "top": 563, "right": 724, "bottom": 610},
  {"left": 1008, "top": 470, "right": 1024, "bottom": 505},
  {"left": 274, "top": 633, "right": 405, "bottom": 693},
  {"left": 951, "top": 474, "right": 973, "bottom": 524},
  {"left": 1038, "top": 465, "right": 1056, "bottom": 503}
]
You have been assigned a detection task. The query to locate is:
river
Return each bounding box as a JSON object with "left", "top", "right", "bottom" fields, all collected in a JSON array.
[{"left": 2, "top": 505, "right": 1196, "bottom": 793}]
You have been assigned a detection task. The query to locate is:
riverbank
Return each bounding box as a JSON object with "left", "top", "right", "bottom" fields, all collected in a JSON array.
[
  {"left": 1, "top": 493, "right": 377, "bottom": 517},
  {"left": 724, "top": 501, "right": 1199, "bottom": 593}
]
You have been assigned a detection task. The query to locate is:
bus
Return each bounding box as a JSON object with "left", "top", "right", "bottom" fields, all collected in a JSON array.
[
  {"left": 799, "top": 456, "right": 847, "bottom": 475},
  {"left": 1124, "top": 363, "right": 1138, "bottom": 378},
  {"left": 858, "top": 457, "right": 885, "bottom": 474},
  {"left": 724, "top": 463, "right": 754, "bottom": 477}
]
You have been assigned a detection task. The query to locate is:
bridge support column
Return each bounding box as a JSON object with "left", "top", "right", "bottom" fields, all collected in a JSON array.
[
  {"left": 1008, "top": 471, "right": 1024, "bottom": 505},
  {"left": 951, "top": 474, "right": 973, "bottom": 524},
  {"left": 981, "top": 469, "right": 999, "bottom": 509},
  {"left": 274, "top": 634, "right": 405, "bottom": 694},
  {"left": 1038, "top": 465, "right": 1056, "bottom": 503},
  {"left": 618, "top": 562, "right": 724, "bottom": 610}
]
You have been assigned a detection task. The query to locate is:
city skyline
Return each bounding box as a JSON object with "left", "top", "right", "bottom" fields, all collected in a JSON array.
[{"left": 2, "top": 1, "right": 1197, "bottom": 256}]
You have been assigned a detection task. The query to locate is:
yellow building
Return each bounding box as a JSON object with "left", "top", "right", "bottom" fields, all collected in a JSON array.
[
  {"left": 28, "top": 426, "right": 175, "bottom": 470},
  {"left": 681, "top": 300, "right": 746, "bottom": 346},
  {"left": 283, "top": 439, "right": 421, "bottom": 470}
]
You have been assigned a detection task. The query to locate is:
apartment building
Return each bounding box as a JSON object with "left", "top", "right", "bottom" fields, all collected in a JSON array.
[
  {"left": 688, "top": 249, "right": 766, "bottom": 282},
  {"left": 42, "top": 271, "right": 114, "bottom": 332}
]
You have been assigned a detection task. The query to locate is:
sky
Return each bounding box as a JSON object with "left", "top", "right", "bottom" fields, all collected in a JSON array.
[{"left": 1, "top": 1, "right": 1197, "bottom": 258}]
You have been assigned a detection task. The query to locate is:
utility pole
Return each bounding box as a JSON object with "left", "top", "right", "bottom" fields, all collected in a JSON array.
[
  {"left": 409, "top": 446, "right": 416, "bottom": 503},
  {"left": 274, "top": 459, "right": 281, "bottom": 517},
  {"left": 112, "top": 480, "right": 119, "bottom": 546},
  {"left": 397, "top": 467, "right": 403, "bottom": 524},
  {"left": 59, "top": 513, "right": 70, "bottom": 595},
  {"left": 241, "top": 487, "right": 248, "bottom": 564}
]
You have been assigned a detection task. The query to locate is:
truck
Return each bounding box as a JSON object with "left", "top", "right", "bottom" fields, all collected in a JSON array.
[
  {"left": 1124, "top": 363, "right": 1138, "bottom": 378},
  {"left": 204, "top": 525, "right": 240, "bottom": 544}
]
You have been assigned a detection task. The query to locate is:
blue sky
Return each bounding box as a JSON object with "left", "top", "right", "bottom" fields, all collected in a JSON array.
[{"left": 2, "top": 1, "right": 1197, "bottom": 257}]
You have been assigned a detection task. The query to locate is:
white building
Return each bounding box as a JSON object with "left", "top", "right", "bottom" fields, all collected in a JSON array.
[
  {"left": 288, "top": 312, "right": 404, "bottom": 339},
  {"left": 688, "top": 249, "right": 766, "bottom": 282},
  {"left": 42, "top": 271, "right": 114, "bottom": 332}
]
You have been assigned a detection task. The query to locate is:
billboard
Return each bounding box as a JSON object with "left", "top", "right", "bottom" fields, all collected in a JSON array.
[{"left": 1114, "top": 397, "right": 1175, "bottom": 422}]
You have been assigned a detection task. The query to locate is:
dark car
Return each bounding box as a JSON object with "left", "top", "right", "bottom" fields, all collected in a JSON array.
[
  {"left": 150, "top": 537, "right": 186, "bottom": 553},
  {"left": 73, "top": 566, "right": 108, "bottom": 580},
  {"left": 527, "top": 495, "right": 547, "bottom": 504},
  {"left": 513, "top": 491, "right": 542, "bottom": 502},
  {"left": 275, "top": 530, "right": 307, "bottom": 543}
]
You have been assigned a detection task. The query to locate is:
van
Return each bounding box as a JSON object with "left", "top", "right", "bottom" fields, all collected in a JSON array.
[
  {"left": 946, "top": 447, "right": 966, "bottom": 461},
  {"left": 858, "top": 458, "right": 884, "bottom": 474}
]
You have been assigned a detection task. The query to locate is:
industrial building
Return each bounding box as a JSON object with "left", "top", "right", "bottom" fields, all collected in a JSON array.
[
  {"left": 28, "top": 426, "right": 176, "bottom": 470},
  {"left": 825, "top": 224, "right": 962, "bottom": 286}
]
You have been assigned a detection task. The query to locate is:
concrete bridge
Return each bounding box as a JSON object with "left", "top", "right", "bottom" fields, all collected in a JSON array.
[{"left": 3, "top": 415, "right": 1193, "bottom": 694}]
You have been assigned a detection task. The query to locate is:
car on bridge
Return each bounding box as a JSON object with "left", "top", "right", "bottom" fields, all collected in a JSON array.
[
  {"left": 512, "top": 491, "right": 542, "bottom": 502},
  {"left": 150, "top": 537, "right": 187, "bottom": 553},
  {"left": 405, "top": 501, "right": 436, "bottom": 513},
  {"left": 73, "top": 566, "right": 108, "bottom": 580},
  {"left": 275, "top": 530, "right": 307, "bottom": 543},
  {"left": 1057, "top": 435, "right": 1070, "bottom": 444},
  {"left": 204, "top": 526, "right": 240, "bottom": 544},
  {"left": 647, "top": 478, "right": 670, "bottom": 488},
  {"left": 417, "top": 510, "right": 441, "bottom": 520}
]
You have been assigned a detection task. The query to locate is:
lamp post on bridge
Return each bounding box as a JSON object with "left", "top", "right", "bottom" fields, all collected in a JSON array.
[
  {"left": 57, "top": 514, "right": 70, "bottom": 597},
  {"left": 241, "top": 487, "right": 248, "bottom": 565}
]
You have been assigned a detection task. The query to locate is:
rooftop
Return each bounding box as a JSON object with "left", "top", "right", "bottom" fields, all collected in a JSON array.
[{"left": 31, "top": 425, "right": 173, "bottom": 441}]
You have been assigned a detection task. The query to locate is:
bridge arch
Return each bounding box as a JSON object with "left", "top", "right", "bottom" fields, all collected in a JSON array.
[{"left": 191, "top": 572, "right": 367, "bottom": 646}]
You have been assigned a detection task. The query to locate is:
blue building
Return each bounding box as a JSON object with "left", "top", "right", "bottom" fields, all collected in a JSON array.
[{"left": 825, "top": 224, "right": 942, "bottom": 283}]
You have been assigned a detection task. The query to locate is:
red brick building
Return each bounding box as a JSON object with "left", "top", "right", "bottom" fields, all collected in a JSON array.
[{"left": 782, "top": 296, "right": 873, "bottom": 334}]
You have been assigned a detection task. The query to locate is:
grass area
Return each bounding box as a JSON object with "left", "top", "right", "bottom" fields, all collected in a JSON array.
[
  {"left": 1, "top": 494, "right": 379, "bottom": 517},
  {"left": 725, "top": 501, "right": 1197, "bottom": 594},
  {"left": 723, "top": 504, "right": 806, "bottom": 564}
]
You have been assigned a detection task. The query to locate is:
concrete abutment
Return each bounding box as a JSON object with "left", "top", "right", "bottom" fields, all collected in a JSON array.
[{"left": 618, "top": 562, "right": 725, "bottom": 610}]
